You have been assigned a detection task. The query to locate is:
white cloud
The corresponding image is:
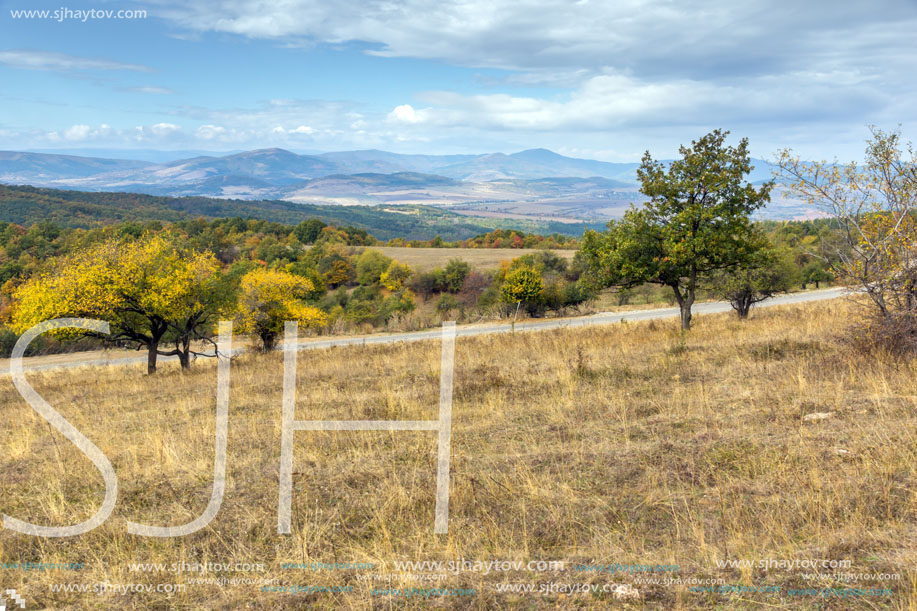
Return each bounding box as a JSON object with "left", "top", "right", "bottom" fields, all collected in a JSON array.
[
  {"left": 63, "top": 124, "right": 91, "bottom": 140},
  {"left": 0, "top": 49, "right": 150, "bottom": 72},
  {"left": 196, "top": 124, "right": 227, "bottom": 139},
  {"left": 290, "top": 125, "right": 315, "bottom": 134},
  {"left": 46, "top": 124, "right": 115, "bottom": 142},
  {"left": 139, "top": 0, "right": 917, "bottom": 160},
  {"left": 388, "top": 104, "right": 425, "bottom": 124},
  {"left": 152, "top": 0, "right": 917, "bottom": 79},
  {"left": 151, "top": 123, "right": 181, "bottom": 136},
  {"left": 401, "top": 70, "right": 884, "bottom": 133}
]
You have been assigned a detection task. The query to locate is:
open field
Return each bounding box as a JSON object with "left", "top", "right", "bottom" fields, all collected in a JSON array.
[
  {"left": 359, "top": 247, "right": 577, "bottom": 272},
  {"left": 1, "top": 298, "right": 915, "bottom": 609}
]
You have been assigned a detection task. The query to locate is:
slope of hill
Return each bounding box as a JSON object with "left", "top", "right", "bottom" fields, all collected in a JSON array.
[
  {"left": 0, "top": 184, "right": 601, "bottom": 240},
  {"left": 435, "top": 148, "right": 642, "bottom": 181},
  {"left": 0, "top": 151, "right": 149, "bottom": 181},
  {"left": 315, "top": 149, "right": 477, "bottom": 174}
]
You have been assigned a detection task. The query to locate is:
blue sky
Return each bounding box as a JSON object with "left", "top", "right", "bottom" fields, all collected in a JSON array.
[{"left": 1, "top": 0, "right": 916, "bottom": 161}]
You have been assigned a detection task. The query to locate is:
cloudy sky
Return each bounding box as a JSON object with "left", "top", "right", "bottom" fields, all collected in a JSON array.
[{"left": 1, "top": 0, "right": 915, "bottom": 161}]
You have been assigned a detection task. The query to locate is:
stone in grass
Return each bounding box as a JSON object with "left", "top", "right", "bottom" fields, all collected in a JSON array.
[
  {"left": 803, "top": 412, "right": 833, "bottom": 422},
  {"left": 612, "top": 584, "right": 640, "bottom": 600}
]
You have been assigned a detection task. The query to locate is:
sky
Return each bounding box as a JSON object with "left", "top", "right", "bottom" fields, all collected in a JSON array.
[{"left": 0, "top": 0, "right": 916, "bottom": 162}]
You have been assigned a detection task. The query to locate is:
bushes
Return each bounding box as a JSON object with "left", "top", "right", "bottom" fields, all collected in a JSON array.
[
  {"left": 338, "top": 285, "right": 416, "bottom": 327},
  {"left": 407, "top": 258, "right": 470, "bottom": 300},
  {"left": 380, "top": 261, "right": 412, "bottom": 291},
  {"left": 542, "top": 279, "right": 593, "bottom": 315},
  {"left": 457, "top": 271, "right": 492, "bottom": 309},
  {"left": 850, "top": 311, "right": 917, "bottom": 358},
  {"left": 436, "top": 293, "right": 460, "bottom": 315},
  {"left": 355, "top": 249, "right": 393, "bottom": 285},
  {"left": 408, "top": 270, "right": 440, "bottom": 301},
  {"left": 442, "top": 259, "right": 471, "bottom": 292}
]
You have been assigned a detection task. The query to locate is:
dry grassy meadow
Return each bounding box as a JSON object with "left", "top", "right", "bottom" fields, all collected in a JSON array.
[{"left": 1, "top": 298, "right": 915, "bottom": 609}]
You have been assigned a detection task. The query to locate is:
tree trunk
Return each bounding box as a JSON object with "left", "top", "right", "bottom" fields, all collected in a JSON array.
[
  {"left": 147, "top": 340, "right": 159, "bottom": 375},
  {"left": 682, "top": 268, "right": 698, "bottom": 330},
  {"left": 675, "top": 281, "right": 696, "bottom": 330},
  {"left": 144, "top": 319, "right": 171, "bottom": 374},
  {"left": 736, "top": 297, "right": 751, "bottom": 318},
  {"left": 261, "top": 332, "right": 277, "bottom": 352},
  {"left": 680, "top": 298, "right": 693, "bottom": 330},
  {"left": 177, "top": 350, "right": 191, "bottom": 370},
  {"left": 668, "top": 279, "right": 697, "bottom": 330}
]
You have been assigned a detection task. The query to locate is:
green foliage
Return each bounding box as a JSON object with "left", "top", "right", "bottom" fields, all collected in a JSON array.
[
  {"left": 581, "top": 130, "right": 772, "bottom": 329},
  {"left": 442, "top": 259, "right": 471, "bottom": 293},
  {"left": 293, "top": 219, "right": 328, "bottom": 244},
  {"left": 802, "top": 260, "right": 834, "bottom": 288},
  {"left": 412, "top": 228, "right": 582, "bottom": 249},
  {"left": 409, "top": 270, "right": 442, "bottom": 300},
  {"left": 383, "top": 288, "right": 416, "bottom": 318},
  {"left": 355, "top": 249, "right": 394, "bottom": 286},
  {"left": 709, "top": 242, "right": 799, "bottom": 317},
  {"left": 283, "top": 261, "right": 326, "bottom": 297},
  {"left": 436, "top": 293, "right": 460, "bottom": 314},
  {"left": 341, "top": 284, "right": 416, "bottom": 326},
  {"left": 514, "top": 250, "right": 569, "bottom": 275},
  {"left": 542, "top": 279, "right": 593, "bottom": 314}
]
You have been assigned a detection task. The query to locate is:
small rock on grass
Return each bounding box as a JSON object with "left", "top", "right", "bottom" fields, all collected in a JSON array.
[
  {"left": 612, "top": 584, "right": 640, "bottom": 600},
  {"left": 803, "top": 412, "right": 833, "bottom": 422}
]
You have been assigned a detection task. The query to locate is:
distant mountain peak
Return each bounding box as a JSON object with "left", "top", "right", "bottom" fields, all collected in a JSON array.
[
  {"left": 511, "top": 148, "right": 567, "bottom": 160},
  {"left": 229, "top": 147, "right": 298, "bottom": 158}
]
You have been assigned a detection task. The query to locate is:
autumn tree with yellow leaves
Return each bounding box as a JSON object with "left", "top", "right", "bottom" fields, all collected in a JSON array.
[
  {"left": 235, "top": 269, "right": 327, "bottom": 351},
  {"left": 778, "top": 128, "right": 917, "bottom": 313},
  {"left": 11, "top": 235, "right": 229, "bottom": 373},
  {"left": 380, "top": 261, "right": 412, "bottom": 291},
  {"left": 501, "top": 266, "right": 544, "bottom": 332},
  {"left": 777, "top": 127, "right": 917, "bottom": 351}
]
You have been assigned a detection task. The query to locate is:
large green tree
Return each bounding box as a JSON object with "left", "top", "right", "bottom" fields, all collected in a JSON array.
[{"left": 581, "top": 130, "right": 773, "bottom": 329}]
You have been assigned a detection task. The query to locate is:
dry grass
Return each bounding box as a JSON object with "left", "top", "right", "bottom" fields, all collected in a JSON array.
[
  {"left": 1, "top": 300, "right": 915, "bottom": 609},
  {"left": 362, "top": 247, "right": 576, "bottom": 272}
]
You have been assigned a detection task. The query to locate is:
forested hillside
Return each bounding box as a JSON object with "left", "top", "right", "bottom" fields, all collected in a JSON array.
[{"left": 0, "top": 184, "right": 601, "bottom": 241}]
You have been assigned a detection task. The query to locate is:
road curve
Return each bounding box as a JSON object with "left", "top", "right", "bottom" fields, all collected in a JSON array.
[{"left": 5, "top": 287, "right": 847, "bottom": 374}]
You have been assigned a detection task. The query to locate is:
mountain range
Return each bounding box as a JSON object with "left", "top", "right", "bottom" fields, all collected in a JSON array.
[
  {"left": 0, "top": 148, "right": 808, "bottom": 221},
  {"left": 0, "top": 147, "right": 651, "bottom": 185}
]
